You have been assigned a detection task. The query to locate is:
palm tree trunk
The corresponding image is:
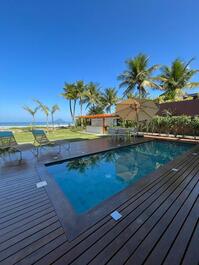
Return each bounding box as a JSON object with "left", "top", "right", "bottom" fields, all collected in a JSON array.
[
  {"left": 69, "top": 100, "right": 73, "bottom": 122},
  {"left": 33, "top": 115, "right": 35, "bottom": 129},
  {"left": 72, "top": 100, "right": 77, "bottom": 124},
  {"left": 51, "top": 113, "right": 54, "bottom": 130},
  {"left": 46, "top": 116, "right": 49, "bottom": 131},
  {"left": 80, "top": 99, "right": 83, "bottom": 116},
  {"left": 80, "top": 99, "right": 83, "bottom": 126}
]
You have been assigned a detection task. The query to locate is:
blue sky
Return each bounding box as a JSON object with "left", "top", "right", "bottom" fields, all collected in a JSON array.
[{"left": 0, "top": 0, "right": 199, "bottom": 122}]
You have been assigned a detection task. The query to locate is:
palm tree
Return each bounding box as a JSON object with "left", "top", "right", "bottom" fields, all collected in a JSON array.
[
  {"left": 34, "top": 99, "right": 50, "bottom": 129},
  {"left": 23, "top": 105, "right": 39, "bottom": 127},
  {"left": 88, "top": 105, "right": 104, "bottom": 115},
  {"left": 75, "top": 80, "right": 86, "bottom": 116},
  {"left": 158, "top": 58, "right": 199, "bottom": 101},
  {"left": 101, "top": 88, "right": 118, "bottom": 113},
  {"left": 61, "top": 82, "right": 78, "bottom": 123},
  {"left": 118, "top": 53, "right": 161, "bottom": 98},
  {"left": 50, "top": 104, "right": 60, "bottom": 129},
  {"left": 83, "top": 82, "right": 101, "bottom": 109}
]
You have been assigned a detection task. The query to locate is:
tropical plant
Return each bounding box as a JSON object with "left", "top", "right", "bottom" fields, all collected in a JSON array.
[
  {"left": 192, "top": 116, "right": 199, "bottom": 139},
  {"left": 158, "top": 58, "right": 199, "bottom": 101},
  {"left": 23, "top": 105, "right": 39, "bottom": 127},
  {"left": 75, "top": 80, "right": 86, "bottom": 116},
  {"left": 83, "top": 82, "right": 101, "bottom": 109},
  {"left": 50, "top": 104, "right": 60, "bottom": 129},
  {"left": 118, "top": 53, "right": 161, "bottom": 98},
  {"left": 61, "top": 82, "right": 78, "bottom": 123},
  {"left": 34, "top": 99, "right": 50, "bottom": 129},
  {"left": 87, "top": 105, "right": 104, "bottom": 115},
  {"left": 101, "top": 88, "right": 118, "bottom": 113},
  {"left": 141, "top": 115, "right": 199, "bottom": 138}
]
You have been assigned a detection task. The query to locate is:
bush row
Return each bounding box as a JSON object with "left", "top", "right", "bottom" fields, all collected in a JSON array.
[{"left": 138, "top": 115, "right": 199, "bottom": 137}]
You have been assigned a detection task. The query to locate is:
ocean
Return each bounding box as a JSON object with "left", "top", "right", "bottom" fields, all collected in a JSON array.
[{"left": 0, "top": 122, "right": 71, "bottom": 129}]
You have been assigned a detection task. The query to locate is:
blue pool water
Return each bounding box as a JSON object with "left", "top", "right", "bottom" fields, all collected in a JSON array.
[{"left": 46, "top": 140, "right": 194, "bottom": 214}]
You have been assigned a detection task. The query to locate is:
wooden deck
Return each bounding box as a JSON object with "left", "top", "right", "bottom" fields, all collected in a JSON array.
[{"left": 0, "top": 137, "right": 198, "bottom": 265}]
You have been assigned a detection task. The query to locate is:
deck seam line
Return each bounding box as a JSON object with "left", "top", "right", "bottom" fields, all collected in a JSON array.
[
  {"left": 0, "top": 204, "right": 53, "bottom": 232},
  {"left": 0, "top": 216, "right": 61, "bottom": 254},
  {"left": 118, "top": 174, "right": 199, "bottom": 265},
  {"left": 160, "top": 196, "right": 199, "bottom": 265},
  {"left": 180, "top": 218, "right": 199, "bottom": 265},
  {"left": 0, "top": 224, "right": 64, "bottom": 263},
  {"left": 0, "top": 208, "right": 55, "bottom": 238},
  {"left": 0, "top": 195, "right": 50, "bottom": 219},
  {"left": 0, "top": 199, "right": 51, "bottom": 225}
]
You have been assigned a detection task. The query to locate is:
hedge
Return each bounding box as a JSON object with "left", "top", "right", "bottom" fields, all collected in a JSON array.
[{"left": 138, "top": 115, "right": 199, "bottom": 137}]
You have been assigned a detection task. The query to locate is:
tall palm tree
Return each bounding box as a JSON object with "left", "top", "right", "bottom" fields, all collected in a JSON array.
[
  {"left": 34, "top": 99, "right": 49, "bottom": 129},
  {"left": 158, "top": 58, "right": 199, "bottom": 101},
  {"left": 88, "top": 105, "right": 104, "bottom": 115},
  {"left": 83, "top": 82, "right": 101, "bottom": 109},
  {"left": 75, "top": 80, "right": 86, "bottom": 116},
  {"left": 118, "top": 53, "right": 161, "bottom": 98},
  {"left": 50, "top": 104, "right": 60, "bottom": 129},
  {"left": 61, "top": 82, "right": 78, "bottom": 123},
  {"left": 101, "top": 88, "right": 118, "bottom": 113},
  {"left": 23, "top": 105, "right": 39, "bottom": 127}
]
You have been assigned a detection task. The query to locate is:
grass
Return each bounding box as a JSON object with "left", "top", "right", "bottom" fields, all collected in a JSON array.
[{"left": 11, "top": 128, "right": 100, "bottom": 144}]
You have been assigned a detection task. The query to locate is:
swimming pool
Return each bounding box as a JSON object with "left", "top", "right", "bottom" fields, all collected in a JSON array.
[{"left": 46, "top": 140, "right": 194, "bottom": 214}]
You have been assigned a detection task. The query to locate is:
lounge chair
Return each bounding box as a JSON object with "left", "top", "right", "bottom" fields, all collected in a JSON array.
[
  {"left": 0, "top": 131, "right": 23, "bottom": 161},
  {"left": 32, "top": 129, "right": 70, "bottom": 156},
  {"left": 117, "top": 128, "right": 130, "bottom": 142},
  {"left": 129, "top": 127, "right": 138, "bottom": 140},
  {"left": 108, "top": 128, "right": 130, "bottom": 142},
  {"left": 108, "top": 128, "right": 118, "bottom": 141}
]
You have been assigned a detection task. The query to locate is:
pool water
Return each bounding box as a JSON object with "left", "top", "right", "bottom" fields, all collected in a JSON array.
[{"left": 46, "top": 140, "right": 194, "bottom": 214}]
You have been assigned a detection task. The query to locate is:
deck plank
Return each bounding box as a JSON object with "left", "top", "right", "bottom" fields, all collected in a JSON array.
[
  {"left": 53, "top": 156, "right": 199, "bottom": 265},
  {"left": 162, "top": 197, "right": 199, "bottom": 265},
  {"left": 45, "top": 152, "right": 194, "bottom": 264},
  {"left": 0, "top": 137, "right": 198, "bottom": 265},
  {"left": 181, "top": 219, "right": 199, "bottom": 265}
]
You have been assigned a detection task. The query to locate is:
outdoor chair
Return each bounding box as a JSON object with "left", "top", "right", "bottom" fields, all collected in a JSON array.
[
  {"left": 0, "top": 131, "right": 23, "bottom": 161},
  {"left": 129, "top": 127, "right": 138, "bottom": 141},
  {"left": 117, "top": 128, "right": 130, "bottom": 142},
  {"left": 108, "top": 128, "right": 118, "bottom": 141},
  {"left": 32, "top": 129, "right": 70, "bottom": 157}
]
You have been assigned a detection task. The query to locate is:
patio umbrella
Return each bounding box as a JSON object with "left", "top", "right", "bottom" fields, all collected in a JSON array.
[{"left": 115, "top": 98, "right": 159, "bottom": 122}]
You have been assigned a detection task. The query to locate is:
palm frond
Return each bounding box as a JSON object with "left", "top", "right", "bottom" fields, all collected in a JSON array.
[{"left": 186, "top": 82, "right": 199, "bottom": 88}]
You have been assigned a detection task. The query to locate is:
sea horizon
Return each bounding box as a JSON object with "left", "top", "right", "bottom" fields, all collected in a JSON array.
[{"left": 0, "top": 121, "right": 72, "bottom": 128}]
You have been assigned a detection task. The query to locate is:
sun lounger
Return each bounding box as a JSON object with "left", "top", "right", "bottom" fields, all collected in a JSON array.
[
  {"left": 108, "top": 128, "right": 118, "bottom": 141},
  {"left": 117, "top": 128, "right": 130, "bottom": 141},
  {"left": 32, "top": 129, "right": 70, "bottom": 156},
  {"left": 129, "top": 127, "right": 138, "bottom": 140},
  {"left": 0, "top": 131, "right": 23, "bottom": 161}
]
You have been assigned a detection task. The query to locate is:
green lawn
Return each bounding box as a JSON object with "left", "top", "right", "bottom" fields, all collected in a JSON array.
[{"left": 12, "top": 128, "right": 100, "bottom": 144}]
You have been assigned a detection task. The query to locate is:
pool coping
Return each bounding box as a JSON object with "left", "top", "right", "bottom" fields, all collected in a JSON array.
[{"left": 36, "top": 138, "right": 199, "bottom": 240}]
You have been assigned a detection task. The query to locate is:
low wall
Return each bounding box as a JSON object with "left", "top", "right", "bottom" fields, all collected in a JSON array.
[
  {"left": 157, "top": 99, "right": 199, "bottom": 116},
  {"left": 86, "top": 126, "right": 104, "bottom": 134}
]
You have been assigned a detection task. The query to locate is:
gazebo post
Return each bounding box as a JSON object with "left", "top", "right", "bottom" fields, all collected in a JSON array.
[{"left": 102, "top": 117, "right": 105, "bottom": 134}]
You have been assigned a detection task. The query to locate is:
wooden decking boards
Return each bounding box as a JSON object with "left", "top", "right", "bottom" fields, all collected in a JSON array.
[{"left": 0, "top": 137, "right": 198, "bottom": 265}]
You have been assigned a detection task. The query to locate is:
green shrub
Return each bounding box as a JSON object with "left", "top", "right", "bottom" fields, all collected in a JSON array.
[{"left": 144, "top": 115, "right": 199, "bottom": 137}]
